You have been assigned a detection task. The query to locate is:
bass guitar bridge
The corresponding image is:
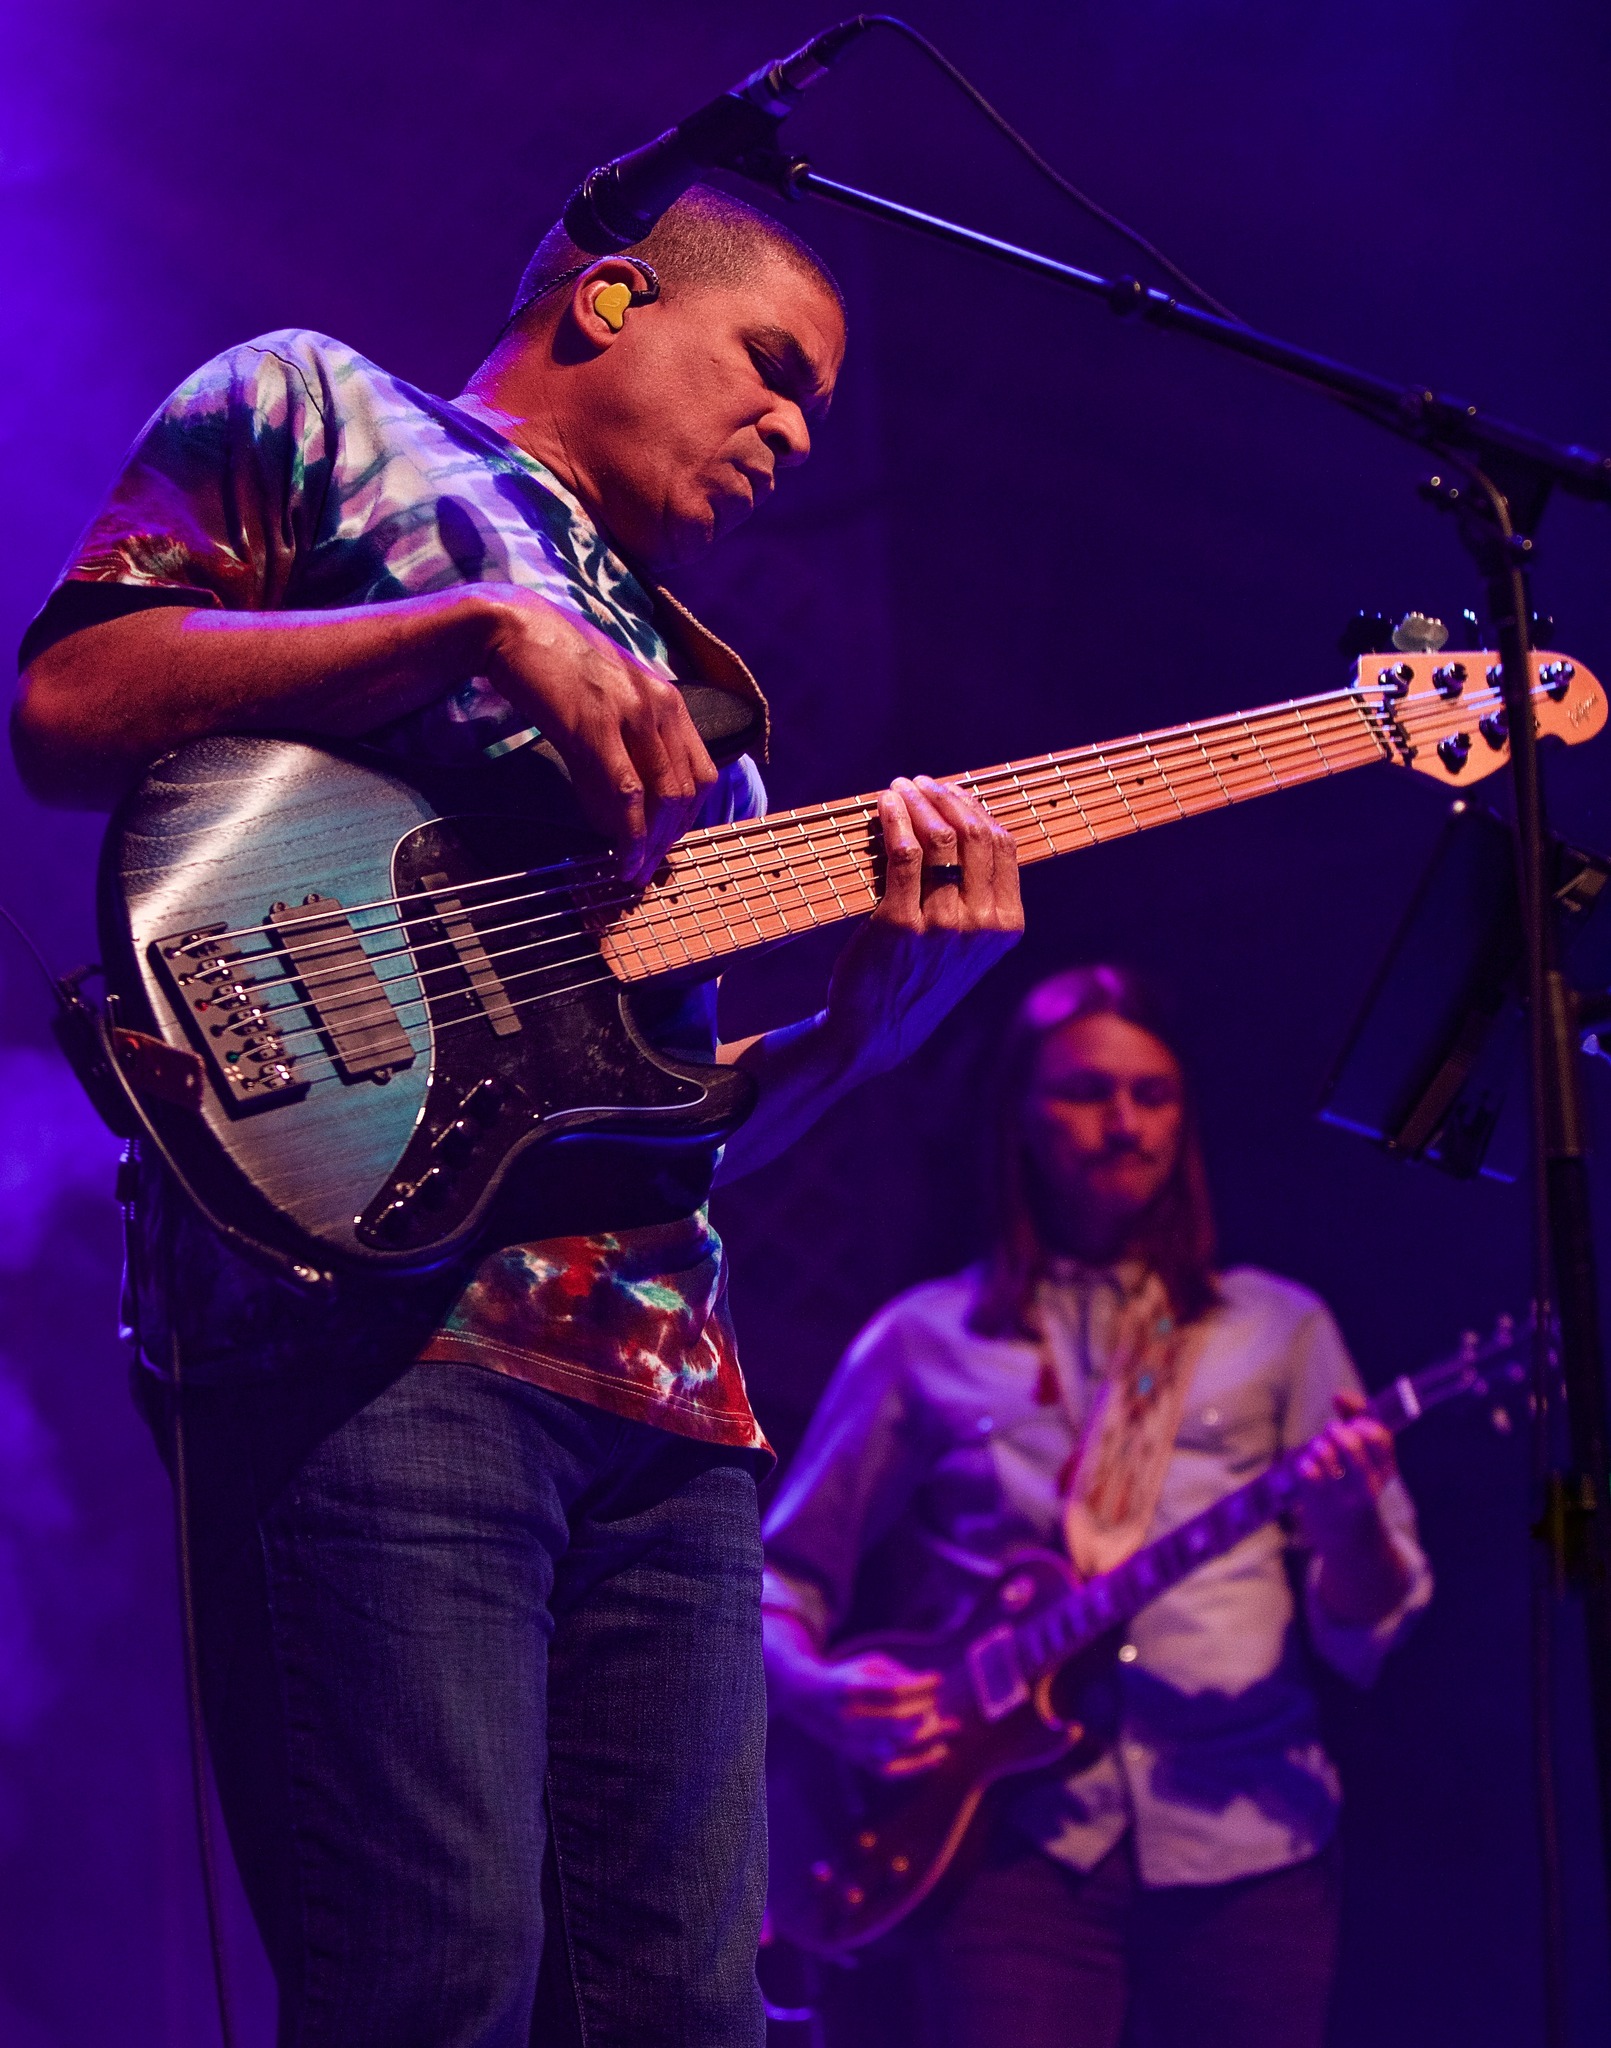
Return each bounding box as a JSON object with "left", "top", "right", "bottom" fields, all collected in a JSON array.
[{"left": 151, "top": 922, "right": 307, "bottom": 1110}]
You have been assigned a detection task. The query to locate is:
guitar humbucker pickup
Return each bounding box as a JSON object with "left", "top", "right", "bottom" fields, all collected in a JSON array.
[
  {"left": 418, "top": 870, "right": 522, "bottom": 1037},
  {"left": 151, "top": 893, "right": 415, "bottom": 1114}
]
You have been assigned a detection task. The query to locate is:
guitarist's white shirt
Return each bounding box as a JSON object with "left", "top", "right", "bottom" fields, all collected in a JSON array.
[{"left": 763, "top": 1263, "right": 1432, "bottom": 1887}]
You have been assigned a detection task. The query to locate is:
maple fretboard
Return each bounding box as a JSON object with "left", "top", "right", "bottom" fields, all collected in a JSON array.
[{"left": 600, "top": 683, "right": 1390, "bottom": 980}]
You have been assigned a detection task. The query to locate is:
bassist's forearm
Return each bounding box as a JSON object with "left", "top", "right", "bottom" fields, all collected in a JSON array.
[{"left": 13, "top": 592, "right": 501, "bottom": 808}]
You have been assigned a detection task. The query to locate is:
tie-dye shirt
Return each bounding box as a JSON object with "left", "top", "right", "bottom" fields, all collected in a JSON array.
[{"left": 27, "top": 329, "right": 770, "bottom": 1455}]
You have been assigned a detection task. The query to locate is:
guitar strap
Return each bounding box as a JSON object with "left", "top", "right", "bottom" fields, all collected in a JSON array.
[
  {"left": 1037, "top": 1267, "right": 1205, "bottom": 1579},
  {"left": 652, "top": 587, "right": 771, "bottom": 765}
]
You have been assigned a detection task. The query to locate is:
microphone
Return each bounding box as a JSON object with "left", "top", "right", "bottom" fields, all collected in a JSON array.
[{"left": 562, "top": 19, "right": 874, "bottom": 254}]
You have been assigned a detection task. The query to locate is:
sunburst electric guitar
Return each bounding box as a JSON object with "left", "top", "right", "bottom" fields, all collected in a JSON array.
[{"left": 93, "top": 649, "right": 1602, "bottom": 1280}]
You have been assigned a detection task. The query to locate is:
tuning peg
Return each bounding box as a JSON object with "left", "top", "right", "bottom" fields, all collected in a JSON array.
[
  {"left": 1392, "top": 613, "right": 1450, "bottom": 654},
  {"left": 1457, "top": 607, "right": 1489, "bottom": 649},
  {"left": 1338, "top": 612, "right": 1398, "bottom": 658}
]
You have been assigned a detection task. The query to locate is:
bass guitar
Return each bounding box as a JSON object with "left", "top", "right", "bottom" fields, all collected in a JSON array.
[
  {"left": 765, "top": 1315, "right": 1527, "bottom": 1955},
  {"left": 95, "top": 649, "right": 1601, "bottom": 1279}
]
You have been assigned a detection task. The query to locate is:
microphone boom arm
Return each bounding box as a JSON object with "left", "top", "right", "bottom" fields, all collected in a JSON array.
[{"left": 734, "top": 152, "right": 1611, "bottom": 506}]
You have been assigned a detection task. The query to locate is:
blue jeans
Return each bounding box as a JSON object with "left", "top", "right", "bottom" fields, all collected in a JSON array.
[{"left": 143, "top": 1357, "right": 768, "bottom": 2047}]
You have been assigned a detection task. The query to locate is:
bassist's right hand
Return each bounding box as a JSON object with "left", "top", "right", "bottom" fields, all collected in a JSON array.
[
  {"left": 775, "top": 1648, "right": 957, "bottom": 1778},
  {"left": 480, "top": 588, "right": 718, "bottom": 884}
]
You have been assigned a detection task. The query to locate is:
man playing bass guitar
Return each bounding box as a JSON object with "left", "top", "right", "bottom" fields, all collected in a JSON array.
[
  {"left": 763, "top": 964, "right": 1432, "bottom": 2048},
  {"left": 11, "top": 189, "right": 1024, "bottom": 2047}
]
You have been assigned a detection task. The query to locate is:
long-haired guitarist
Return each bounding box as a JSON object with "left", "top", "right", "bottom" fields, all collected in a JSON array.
[
  {"left": 763, "top": 964, "right": 1432, "bottom": 2048},
  {"left": 11, "top": 189, "right": 1024, "bottom": 2045}
]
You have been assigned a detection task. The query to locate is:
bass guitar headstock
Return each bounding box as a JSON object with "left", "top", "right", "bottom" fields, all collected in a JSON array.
[{"left": 1356, "top": 650, "right": 1605, "bottom": 787}]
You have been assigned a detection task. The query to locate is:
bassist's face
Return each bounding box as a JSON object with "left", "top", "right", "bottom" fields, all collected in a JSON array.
[
  {"left": 1023, "top": 1014, "right": 1185, "bottom": 1261},
  {"left": 559, "top": 256, "right": 844, "bottom": 571}
]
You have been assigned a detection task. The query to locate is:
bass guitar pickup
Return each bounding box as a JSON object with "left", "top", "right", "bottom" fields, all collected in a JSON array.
[
  {"left": 151, "top": 892, "right": 414, "bottom": 1112},
  {"left": 267, "top": 893, "right": 415, "bottom": 1081},
  {"left": 416, "top": 870, "right": 522, "bottom": 1036}
]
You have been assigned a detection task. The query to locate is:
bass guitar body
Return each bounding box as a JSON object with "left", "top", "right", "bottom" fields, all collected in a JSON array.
[
  {"left": 766, "top": 1549, "right": 1119, "bottom": 1956},
  {"left": 98, "top": 735, "right": 752, "bottom": 1277}
]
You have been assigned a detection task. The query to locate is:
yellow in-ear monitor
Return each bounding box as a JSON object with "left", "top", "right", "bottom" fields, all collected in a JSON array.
[
  {"left": 592, "top": 282, "right": 634, "bottom": 332},
  {"left": 588, "top": 262, "right": 659, "bottom": 333}
]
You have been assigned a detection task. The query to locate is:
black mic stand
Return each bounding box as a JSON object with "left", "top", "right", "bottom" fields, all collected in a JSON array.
[{"left": 727, "top": 146, "right": 1611, "bottom": 2026}]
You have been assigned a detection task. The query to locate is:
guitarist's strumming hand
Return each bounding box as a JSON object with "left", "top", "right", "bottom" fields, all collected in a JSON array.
[
  {"left": 1293, "top": 1392, "right": 1413, "bottom": 1628},
  {"left": 479, "top": 588, "right": 720, "bottom": 885},
  {"left": 14, "top": 582, "right": 717, "bottom": 869},
  {"left": 767, "top": 1615, "right": 958, "bottom": 1778}
]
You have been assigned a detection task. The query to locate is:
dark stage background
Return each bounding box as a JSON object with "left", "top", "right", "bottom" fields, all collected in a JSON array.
[{"left": 4, "top": 2, "right": 1611, "bottom": 2041}]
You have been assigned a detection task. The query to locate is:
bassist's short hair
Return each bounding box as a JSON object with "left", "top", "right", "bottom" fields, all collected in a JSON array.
[{"left": 506, "top": 183, "right": 844, "bottom": 331}]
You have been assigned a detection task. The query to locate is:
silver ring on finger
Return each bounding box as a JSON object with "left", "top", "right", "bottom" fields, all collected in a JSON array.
[{"left": 921, "top": 863, "right": 964, "bottom": 894}]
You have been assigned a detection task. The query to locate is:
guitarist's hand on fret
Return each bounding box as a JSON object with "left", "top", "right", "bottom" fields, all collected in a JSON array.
[
  {"left": 823, "top": 775, "right": 1024, "bottom": 1073},
  {"left": 714, "top": 778, "right": 1022, "bottom": 1181},
  {"left": 481, "top": 589, "right": 719, "bottom": 884}
]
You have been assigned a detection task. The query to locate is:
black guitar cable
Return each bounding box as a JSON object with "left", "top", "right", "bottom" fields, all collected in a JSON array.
[
  {"left": 0, "top": 901, "right": 241, "bottom": 2048},
  {"left": 157, "top": 1220, "right": 242, "bottom": 2048},
  {"left": 0, "top": 898, "right": 64, "bottom": 999}
]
